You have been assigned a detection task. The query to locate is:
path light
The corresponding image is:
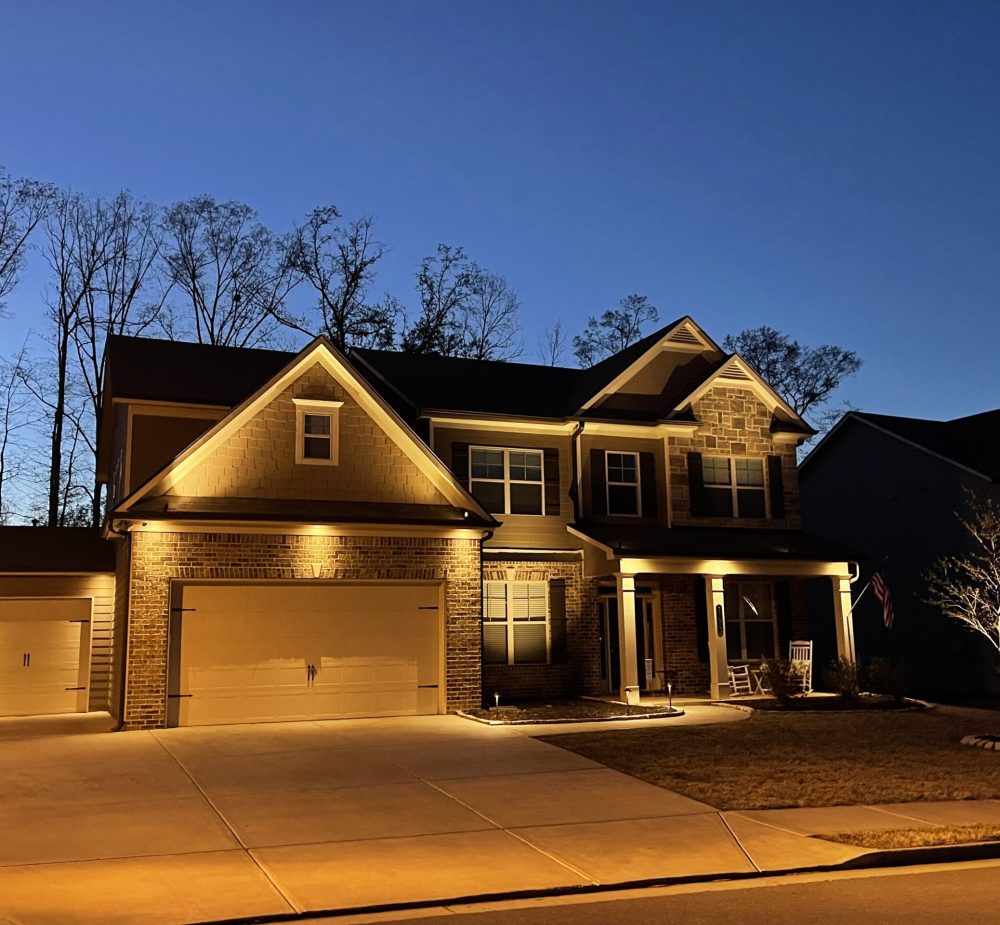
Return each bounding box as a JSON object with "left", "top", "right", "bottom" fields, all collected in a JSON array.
[
  {"left": 493, "top": 692, "right": 501, "bottom": 710},
  {"left": 667, "top": 681, "right": 673, "bottom": 711}
]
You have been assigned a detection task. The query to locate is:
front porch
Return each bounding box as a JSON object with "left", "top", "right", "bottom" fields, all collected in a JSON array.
[{"left": 571, "top": 524, "right": 860, "bottom": 704}]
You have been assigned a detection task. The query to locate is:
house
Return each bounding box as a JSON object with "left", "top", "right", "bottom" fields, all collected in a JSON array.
[
  {"left": 0, "top": 316, "right": 859, "bottom": 728},
  {"left": 800, "top": 409, "right": 1000, "bottom": 695}
]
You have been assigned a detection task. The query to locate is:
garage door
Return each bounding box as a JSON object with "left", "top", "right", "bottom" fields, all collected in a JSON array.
[
  {"left": 172, "top": 583, "right": 442, "bottom": 726},
  {"left": 0, "top": 599, "right": 91, "bottom": 716}
]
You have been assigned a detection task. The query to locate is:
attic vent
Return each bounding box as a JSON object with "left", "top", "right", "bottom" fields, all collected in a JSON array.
[
  {"left": 720, "top": 359, "right": 752, "bottom": 380},
  {"left": 667, "top": 326, "right": 701, "bottom": 345}
]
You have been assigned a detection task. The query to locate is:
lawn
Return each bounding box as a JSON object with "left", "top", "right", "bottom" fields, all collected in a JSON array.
[{"left": 538, "top": 710, "right": 1000, "bottom": 810}]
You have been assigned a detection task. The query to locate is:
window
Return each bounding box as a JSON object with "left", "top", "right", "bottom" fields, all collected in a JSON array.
[
  {"left": 702, "top": 456, "right": 766, "bottom": 518},
  {"left": 470, "top": 447, "right": 543, "bottom": 515},
  {"left": 724, "top": 581, "right": 778, "bottom": 660},
  {"left": 606, "top": 451, "right": 640, "bottom": 516},
  {"left": 483, "top": 581, "right": 551, "bottom": 665},
  {"left": 293, "top": 399, "right": 344, "bottom": 465}
]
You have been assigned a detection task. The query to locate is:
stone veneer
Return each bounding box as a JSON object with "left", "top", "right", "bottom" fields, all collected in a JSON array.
[{"left": 121, "top": 529, "right": 481, "bottom": 729}]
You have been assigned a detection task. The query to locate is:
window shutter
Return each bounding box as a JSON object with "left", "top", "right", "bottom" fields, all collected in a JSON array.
[
  {"left": 775, "top": 580, "right": 792, "bottom": 652},
  {"left": 543, "top": 448, "right": 560, "bottom": 516},
  {"left": 452, "top": 442, "right": 470, "bottom": 484},
  {"left": 590, "top": 448, "right": 607, "bottom": 516},
  {"left": 639, "top": 452, "right": 658, "bottom": 518},
  {"left": 767, "top": 455, "right": 785, "bottom": 519},
  {"left": 693, "top": 575, "right": 709, "bottom": 662},
  {"left": 688, "top": 452, "right": 705, "bottom": 517},
  {"left": 549, "top": 579, "right": 567, "bottom": 664}
]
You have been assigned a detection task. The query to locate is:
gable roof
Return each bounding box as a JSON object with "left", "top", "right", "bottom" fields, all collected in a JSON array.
[
  {"left": 113, "top": 337, "right": 496, "bottom": 526},
  {"left": 805, "top": 410, "right": 1000, "bottom": 482}
]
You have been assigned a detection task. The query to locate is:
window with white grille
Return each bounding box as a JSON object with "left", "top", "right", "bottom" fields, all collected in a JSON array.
[{"left": 483, "top": 580, "right": 549, "bottom": 665}]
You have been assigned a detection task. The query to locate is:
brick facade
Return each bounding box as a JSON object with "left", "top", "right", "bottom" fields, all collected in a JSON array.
[{"left": 121, "top": 529, "right": 481, "bottom": 729}]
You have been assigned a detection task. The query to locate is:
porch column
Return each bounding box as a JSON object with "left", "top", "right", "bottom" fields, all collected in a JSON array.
[
  {"left": 616, "top": 573, "right": 641, "bottom": 705},
  {"left": 831, "top": 575, "right": 856, "bottom": 663},
  {"left": 704, "top": 575, "right": 731, "bottom": 699}
]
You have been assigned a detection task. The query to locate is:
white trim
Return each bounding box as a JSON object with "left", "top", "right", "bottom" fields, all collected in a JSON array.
[
  {"left": 293, "top": 399, "right": 343, "bottom": 466},
  {"left": 111, "top": 398, "right": 230, "bottom": 412},
  {"left": 605, "top": 450, "right": 642, "bottom": 517},
  {"left": 619, "top": 557, "right": 854, "bottom": 578},
  {"left": 427, "top": 416, "right": 578, "bottom": 435},
  {"left": 577, "top": 421, "right": 700, "bottom": 438},
  {"left": 114, "top": 338, "right": 493, "bottom": 523},
  {"left": 577, "top": 317, "right": 722, "bottom": 412},
  {"left": 115, "top": 519, "right": 486, "bottom": 539}
]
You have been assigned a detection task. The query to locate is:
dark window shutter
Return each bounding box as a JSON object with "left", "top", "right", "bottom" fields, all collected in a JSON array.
[
  {"left": 543, "top": 448, "right": 560, "bottom": 516},
  {"left": 549, "top": 579, "right": 567, "bottom": 664},
  {"left": 767, "top": 455, "right": 785, "bottom": 519},
  {"left": 452, "top": 442, "right": 470, "bottom": 485},
  {"left": 693, "top": 576, "right": 709, "bottom": 662},
  {"left": 775, "top": 580, "right": 792, "bottom": 653},
  {"left": 688, "top": 452, "right": 705, "bottom": 517},
  {"left": 639, "top": 452, "right": 658, "bottom": 518},
  {"left": 590, "top": 448, "right": 607, "bottom": 516}
]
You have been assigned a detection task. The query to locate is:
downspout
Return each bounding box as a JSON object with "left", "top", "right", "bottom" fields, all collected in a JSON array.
[
  {"left": 479, "top": 528, "right": 495, "bottom": 709},
  {"left": 105, "top": 518, "right": 131, "bottom": 732},
  {"left": 571, "top": 422, "right": 585, "bottom": 522}
]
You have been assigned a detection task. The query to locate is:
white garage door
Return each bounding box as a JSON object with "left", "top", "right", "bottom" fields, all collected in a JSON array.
[
  {"left": 173, "top": 583, "right": 442, "bottom": 726},
  {"left": 0, "top": 599, "right": 91, "bottom": 716}
]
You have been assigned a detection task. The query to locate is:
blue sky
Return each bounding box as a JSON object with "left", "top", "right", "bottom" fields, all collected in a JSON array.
[{"left": 2, "top": 0, "right": 998, "bottom": 421}]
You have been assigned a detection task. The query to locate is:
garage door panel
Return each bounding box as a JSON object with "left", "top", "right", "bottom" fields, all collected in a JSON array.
[{"left": 176, "top": 583, "right": 441, "bottom": 726}]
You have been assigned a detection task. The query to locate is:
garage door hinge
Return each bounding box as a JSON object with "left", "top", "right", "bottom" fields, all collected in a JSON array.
[
  {"left": 417, "top": 684, "right": 439, "bottom": 689},
  {"left": 167, "top": 693, "right": 193, "bottom": 699},
  {"left": 64, "top": 686, "right": 86, "bottom": 691},
  {"left": 417, "top": 606, "right": 439, "bottom": 610},
  {"left": 68, "top": 619, "right": 91, "bottom": 624},
  {"left": 170, "top": 607, "right": 196, "bottom": 613}
]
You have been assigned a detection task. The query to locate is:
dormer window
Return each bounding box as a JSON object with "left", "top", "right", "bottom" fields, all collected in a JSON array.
[{"left": 293, "top": 399, "right": 343, "bottom": 466}]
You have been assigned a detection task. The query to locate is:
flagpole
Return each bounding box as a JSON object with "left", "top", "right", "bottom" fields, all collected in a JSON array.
[{"left": 844, "top": 556, "right": 888, "bottom": 620}]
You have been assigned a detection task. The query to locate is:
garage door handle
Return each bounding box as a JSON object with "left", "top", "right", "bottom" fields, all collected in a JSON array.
[
  {"left": 417, "top": 684, "right": 438, "bottom": 689},
  {"left": 168, "top": 694, "right": 193, "bottom": 699}
]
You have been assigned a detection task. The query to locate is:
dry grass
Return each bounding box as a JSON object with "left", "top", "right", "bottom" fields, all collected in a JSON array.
[
  {"left": 828, "top": 824, "right": 1000, "bottom": 850},
  {"left": 539, "top": 711, "right": 1000, "bottom": 810}
]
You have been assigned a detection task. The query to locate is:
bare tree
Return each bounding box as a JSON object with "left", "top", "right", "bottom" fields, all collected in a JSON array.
[
  {"left": 456, "top": 264, "right": 522, "bottom": 361},
  {"left": 72, "top": 191, "right": 168, "bottom": 525},
  {"left": 926, "top": 492, "right": 1000, "bottom": 652},
  {"left": 284, "top": 207, "right": 395, "bottom": 350},
  {"left": 572, "top": 294, "right": 659, "bottom": 367},
  {"left": 162, "top": 196, "right": 298, "bottom": 347},
  {"left": 0, "top": 344, "right": 35, "bottom": 523},
  {"left": 538, "top": 320, "right": 568, "bottom": 366},
  {"left": 0, "top": 167, "right": 56, "bottom": 315},
  {"left": 723, "top": 326, "right": 861, "bottom": 419},
  {"left": 401, "top": 244, "right": 469, "bottom": 355}
]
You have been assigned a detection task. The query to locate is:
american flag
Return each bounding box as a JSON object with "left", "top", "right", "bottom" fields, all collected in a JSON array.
[{"left": 871, "top": 572, "right": 894, "bottom": 629}]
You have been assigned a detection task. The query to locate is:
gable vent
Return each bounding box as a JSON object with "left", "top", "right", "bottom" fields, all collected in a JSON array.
[
  {"left": 667, "top": 326, "right": 701, "bottom": 345},
  {"left": 720, "top": 359, "right": 752, "bottom": 380}
]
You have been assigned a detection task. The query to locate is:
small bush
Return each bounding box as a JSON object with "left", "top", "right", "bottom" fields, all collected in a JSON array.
[
  {"left": 864, "top": 657, "right": 909, "bottom": 701},
  {"left": 761, "top": 658, "right": 805, "bottom": 706},
  {"left": 824, "top": 657, "right": 860, "bottom": 699}
]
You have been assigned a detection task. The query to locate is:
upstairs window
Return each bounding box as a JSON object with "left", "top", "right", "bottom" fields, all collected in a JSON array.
[
  {"left": 702, "top": 456, "right": 766, "bottom": 518},
  {"left": 293, "top": 399, "right": 343, "bottom": 465},
  {"left": 470, "top": 447, "right": 544, "bottom": 515},
  {"left": 606, "top": 451, "right": 640, "bottom": 516}
]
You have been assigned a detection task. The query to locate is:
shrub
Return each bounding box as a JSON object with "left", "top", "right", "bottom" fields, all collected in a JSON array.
[
  {"left": 761, "top": 658, "right": 804, "bottom": 706},
  {"left": 864, "top": 657, "right": 909, "bottom": 701},
  {"left": 824, "top": 657, "right": 860, "bottom": 699}
]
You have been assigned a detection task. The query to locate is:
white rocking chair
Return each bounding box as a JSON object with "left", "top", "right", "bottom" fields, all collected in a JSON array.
[
  {"left": 789, "top": 640, "right": 813, "bottom": 692},
  {"left": 728, "top": 664, "right": 753, "bottom": 696}
]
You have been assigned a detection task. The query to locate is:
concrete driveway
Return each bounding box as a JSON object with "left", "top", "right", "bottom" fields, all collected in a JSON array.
[{"left": 0, "top": 714, "right": 860, "bottom": 925}]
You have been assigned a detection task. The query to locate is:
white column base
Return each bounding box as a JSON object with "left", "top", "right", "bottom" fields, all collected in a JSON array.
[{"left": 624, "top": 686, "right": 641, "bottom": 706}]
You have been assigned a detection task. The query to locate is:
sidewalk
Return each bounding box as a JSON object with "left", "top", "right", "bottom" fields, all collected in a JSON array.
[{"left": 0, "top": 713, "right": 997, "bottom": 925}]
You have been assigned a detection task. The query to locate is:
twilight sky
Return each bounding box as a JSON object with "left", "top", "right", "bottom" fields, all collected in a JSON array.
[{"left": 1, "top": 0, "right": 998, "bottom": 422}]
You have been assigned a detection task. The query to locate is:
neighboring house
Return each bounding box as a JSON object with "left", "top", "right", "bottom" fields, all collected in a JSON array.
[
  {"left": 0, "top": 316, "right": 859, "bottom": 728},
  {"left": 800, "top": 410, "right": 1000, "bottom": 695}
]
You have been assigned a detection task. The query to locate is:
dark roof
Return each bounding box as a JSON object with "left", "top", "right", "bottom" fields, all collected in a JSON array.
[
  {"left": 122, "top": 496, "right": 496, "bottom": 528},
  {"left": 352, "top": 349, "right": 587, "bottom": 418},
  {"left": 106, "top": 335, "right": 295, "bottom": 406},
  {"left": 0, "top": 528, "right": 114, "bottom": 573},
  {"left": 571, "top": 523, "right": 863, "bottom": 562},
  {"left": 850, "top": 410, "right": 1000, "bottom": 482}
]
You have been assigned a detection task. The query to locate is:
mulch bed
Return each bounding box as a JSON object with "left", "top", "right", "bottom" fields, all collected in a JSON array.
[
  {"left": 736, "top": 694, "right": 920, "bottom": 712},
  {"left": 464, "top": 698, "right": 677, "bottom": 722}
]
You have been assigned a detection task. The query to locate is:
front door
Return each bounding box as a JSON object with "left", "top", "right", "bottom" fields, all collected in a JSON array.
[{"left": 600, "top": 592, "right": 663, "bottom": 695}]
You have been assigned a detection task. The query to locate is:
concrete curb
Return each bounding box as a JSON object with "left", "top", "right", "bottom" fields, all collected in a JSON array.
[
  {"left": 456, "top": 708, "right": 686, "bottom": 726},
  {"left": 188, "top": 840, "right": 1000, "bottom": 925}
]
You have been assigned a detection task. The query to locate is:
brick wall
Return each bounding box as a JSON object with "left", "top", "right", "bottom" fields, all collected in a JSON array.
[
  {"left": 168, "top": 363, "right": 447, "bottom": 506},
  {"left": 123, "top": 529, "right": 481, "bottom": 729},
  {"left": 669, "top": 386, "right": 800, "bottom": 528},
  {"left": 660, "top": 575, "right": 711, "bottom": 693},
  {"left": 482, "top": 559, "right": 601, "bottom": 703}
]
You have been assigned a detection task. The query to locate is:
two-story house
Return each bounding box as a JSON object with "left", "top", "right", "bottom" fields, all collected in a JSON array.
[{"left": 0, "top": 316, "right": 859, "bottom": 727}]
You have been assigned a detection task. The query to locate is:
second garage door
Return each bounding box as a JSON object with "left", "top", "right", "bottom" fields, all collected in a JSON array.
[{"left": 171, "top": 582, "right": 442, "bottom": 726}]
